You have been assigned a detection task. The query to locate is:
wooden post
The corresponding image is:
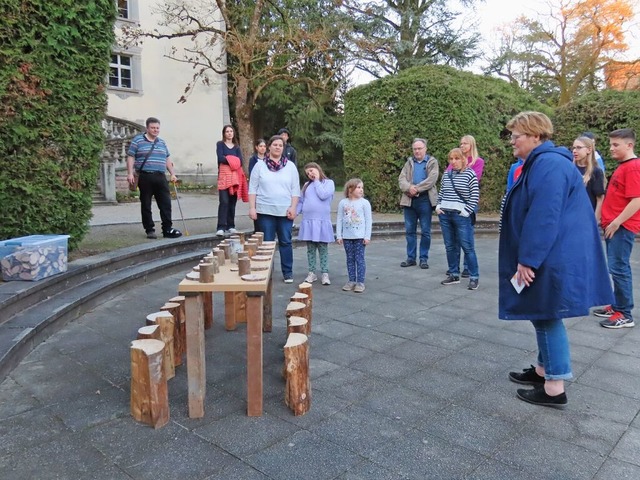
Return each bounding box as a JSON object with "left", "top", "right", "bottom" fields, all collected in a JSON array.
[
  {"left": 161, "top": 302, "right": 184, "bottom": 366},
  {"left": 130, "top": 339, "right": 169, "bottom": 428},
  {"left": 137, "top": 325, "right": 161, "bottom": 340},
  {"left": 224, "top": 291, "right": 247, "bottom": 330},
  {"left": 199, "top": 262, "right": 214, "bottom": 283},
  {"left": 146, "top": 311, "right": 175, "bottom": 380},
  {"left": 284, "top": 333, "right": 311, "bottom": 416},
  {"left": 202, "top": 292, "right": 214, "bottom": 330},
  {"left": 246, "top": 291, "right": 264, "bottom": 416},
  {"left": 263, "top": 272, "right": 273, "bottom": 332},
  {"left": 238, "top": 257, "right": 251, "bottom": 276},
  {"left": 184, "top": 292, "right": 205, "bottom": 418}
]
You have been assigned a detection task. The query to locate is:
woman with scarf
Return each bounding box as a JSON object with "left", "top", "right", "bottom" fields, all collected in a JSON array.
[
  {"left": 248, "top": 135, "right": 300, "bottom": 283},
  {"left": 216, "top": 125, "right": 246, "bottom": 236}
]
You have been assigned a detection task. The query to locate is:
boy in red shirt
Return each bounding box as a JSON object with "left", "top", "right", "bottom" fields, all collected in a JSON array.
[{"left": 594, "top": 128, "right": 640, "bottom": 328}]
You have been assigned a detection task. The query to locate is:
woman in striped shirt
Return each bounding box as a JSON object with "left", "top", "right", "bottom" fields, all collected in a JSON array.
[{"left": 435, "top": 148, "right": 480, "bottom": 290}]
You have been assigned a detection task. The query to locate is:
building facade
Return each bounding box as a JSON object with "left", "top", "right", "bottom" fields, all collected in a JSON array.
[{"left": 107, "top": 0, "right": 226, "bottom": 184}]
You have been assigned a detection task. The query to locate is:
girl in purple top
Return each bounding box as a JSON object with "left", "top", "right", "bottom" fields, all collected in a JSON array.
[
  {"left": 446, "top": 135, "right": 484, "bottom": 277},
  {"left": 297, "top": 162, "right": 335, "bottom": 285}
]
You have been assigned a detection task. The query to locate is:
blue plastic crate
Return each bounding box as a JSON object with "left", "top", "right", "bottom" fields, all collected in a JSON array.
[{"left": 0, "top": 235, "right": 70, "bottom": 281}]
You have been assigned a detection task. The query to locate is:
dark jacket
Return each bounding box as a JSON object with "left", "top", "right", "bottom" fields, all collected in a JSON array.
[
  {"left": 283, "top": 143, "right": 297, "bottom": 164},
  {"left": 499, "top": 141, "right": 613, "bottom": 320}
]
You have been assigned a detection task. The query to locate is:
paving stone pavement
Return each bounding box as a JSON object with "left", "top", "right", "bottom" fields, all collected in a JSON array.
[{"left": 2, "top": 237, "right": 640, "bottom": 479}]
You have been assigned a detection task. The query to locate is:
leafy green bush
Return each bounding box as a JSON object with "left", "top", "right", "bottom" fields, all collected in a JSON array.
[
  {"left": 553, "top": 90, "right": 640, "bottom": 176},
  {"left": 343, "top": 65, "right": 549, "bottom": 212},
  {"left": 0, "top": 0, "right": 115, "bottom": 248}
]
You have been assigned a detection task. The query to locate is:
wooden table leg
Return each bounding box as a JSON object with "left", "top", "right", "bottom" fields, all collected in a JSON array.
[
  {"left": 246, "top": 291, "right": 264, "bottom": 416},
  {"left": 224, "top": 292, "right": 237, "bottom": 331},
  {"left": 184, "top": 292, "right": 205, "bottom": 418},
  {"left": 263, "top": 273, "right": 273, "bottom": 332},
  {"left": 202, "top": 292, "right": 213, "bottom": 330}
]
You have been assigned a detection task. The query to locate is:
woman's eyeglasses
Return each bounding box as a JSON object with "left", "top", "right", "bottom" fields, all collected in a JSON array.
[{"left": 510, "top": 134, "right": 527, "bottom": 141}]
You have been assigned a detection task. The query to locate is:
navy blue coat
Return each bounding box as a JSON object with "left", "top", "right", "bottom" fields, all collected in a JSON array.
[{"left": 499, "top": 141, "right": 613, "bottom": 320}]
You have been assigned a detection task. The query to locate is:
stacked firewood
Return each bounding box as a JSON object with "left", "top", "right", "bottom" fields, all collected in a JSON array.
[{"left": 1, "top": 245, "right": 68, "bottom": 281}]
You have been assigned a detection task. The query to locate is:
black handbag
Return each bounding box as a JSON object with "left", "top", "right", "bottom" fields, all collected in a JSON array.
[{"left": 130, "top": 138, "right": 158, "bottom": 191}]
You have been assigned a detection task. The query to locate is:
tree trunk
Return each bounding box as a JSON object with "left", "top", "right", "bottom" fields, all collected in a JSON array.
[
  {"left": 284, "top": 333, "right": 311, "bottom": 416},
  {"left": 235, "top": 76, "right": 255, "bottom": 171},
  {"left": 130, "top": 339, "right": 169, "bottom": 428}
]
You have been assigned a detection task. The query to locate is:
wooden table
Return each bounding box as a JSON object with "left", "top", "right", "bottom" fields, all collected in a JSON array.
[{"left": 178, "top": 256, "right": 273, "bottom": 417}]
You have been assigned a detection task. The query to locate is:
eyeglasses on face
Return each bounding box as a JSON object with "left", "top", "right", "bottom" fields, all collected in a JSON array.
[{"left": 510, "top": 133, "right": 527, "bottom": 141}]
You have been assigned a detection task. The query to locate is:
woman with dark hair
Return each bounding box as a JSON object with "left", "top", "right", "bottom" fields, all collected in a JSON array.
[
  {"left": 216, "top": 124, "right": 245, "bottom": 236},
  {"left": 248, "top": 138, "right": 267, "bottom": 176},
  {"left": 501, "top": 111, "right": 612, "bottom": 408},
  {"left": 248, "top": 135, "right": 300, "bottom": 283}
]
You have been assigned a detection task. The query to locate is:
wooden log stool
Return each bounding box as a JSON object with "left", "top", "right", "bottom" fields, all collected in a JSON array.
[
  {"left": 161, "top": 302, "right": 185, "bottom": 366},
  {"left": 285, "top": 301, "right": 306, "bottom": 330},
  {"left": 287, "top": 316, "right": 309, "bottom": 336},
  {"left": 224, "top": 291, "right": 247, "bottom": 331},
  {"left": 169, "top": 295, "right": 186, "bottom": 356},
  {"left": 289, "top": 292, "right": 311, "bottom": 333},
  {"left": 137, "top": 325, "right": 161, "bottom": 341},
  {"left": 146, "top": 311, "right": 175, "bottom": 380},
  {"left": 297, "top": 282, "right": 313, "bottom": 333},
  {"left": 130, "top": 339, "right": 169, "bottom": 428},
  {"left": 283, "top": 333, "right": 311, "bottom": 416}
]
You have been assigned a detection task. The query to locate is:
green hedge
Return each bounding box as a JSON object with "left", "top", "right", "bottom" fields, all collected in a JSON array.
[
  {"left": 343, "top": 65, "right": 550, "bottom": 212},
  {"left": 553, "top": 90, "right": 640, "bottom": 176},
  {"left": 0, "top": 0, "right": 115, "bottom": 248}
]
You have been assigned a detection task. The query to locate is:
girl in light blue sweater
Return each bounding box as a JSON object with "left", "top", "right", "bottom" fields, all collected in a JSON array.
[{"left": 336, "top": 178, "right": 372, "bottom": 293}]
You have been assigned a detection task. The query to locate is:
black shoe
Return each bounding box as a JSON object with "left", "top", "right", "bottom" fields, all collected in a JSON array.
[
  {"left": 461, "top": 269, "right": 470, "bottom": 278},
  {"left": 163, "top": 228, "right": 182, "bottom": 238},
  {"left": 516, "top": 386, "right": 567, "bottom": 409},
  {"left": 400, "top": 260, "right": 416, "bottom": 267},
  {"left": 420, "top": 261, "right": 429, "bottom": 269},
  {"left": 146, "top": 231, "right": 157, "bottom": 239},
  {"left": 508, "top": 365, "right": 545, "bottom": 385},
  {"left": 441, "top": 275, "right": 460, "bottom": 285}
]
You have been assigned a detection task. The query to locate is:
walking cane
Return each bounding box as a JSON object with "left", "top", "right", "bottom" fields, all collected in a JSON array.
[{"left": 172, "top": 181, "right": 189, "bottom": 236}]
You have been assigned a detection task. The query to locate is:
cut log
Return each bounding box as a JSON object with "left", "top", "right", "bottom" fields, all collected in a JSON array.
[
  {"left": 130, "top": 339, "right": 169, "bottom": 428},
  {"left": 161, "top": 302, "right": 184, "bottom": 366},
  {"left": 297, "top": 282, "right": 313, "bottom": 333},
  {"left": 146, "top": 311, "right": 175, "bottom": 380},
  {"left": 199, "top": 262, "right": 214, "bottom": 283},
  {"left": 169, "top": 295, "right": 187, "bottom": 357},
  {"left": 137, "top": 325, "right": 161, "bottom": 340},
  {"left": 285, "top": 301, "right": 308, "bottom": 334},
  {"left": 290, "top": 292, "right": 311, "bottom": 335},
  {"left": 287, "top": 315, "right": 308, "bottom": 336},
  {"left": 284, "top": 333, "right": 311, "bottom": 416},
  {"left": 238, "top": 257, "right": 251, "bottom": 276}
]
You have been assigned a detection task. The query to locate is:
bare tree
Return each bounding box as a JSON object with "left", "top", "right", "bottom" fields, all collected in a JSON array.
[{"left": 121, "top": 0, "right": 347, "bottom": 163}]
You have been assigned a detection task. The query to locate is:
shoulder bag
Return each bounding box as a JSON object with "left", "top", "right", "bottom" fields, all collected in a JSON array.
[
  {"left": 130, "top": 138, "right": 159, "bottom": 191},
  {"left": 448, "top": 171, "right": 476, "bottom": 225}
]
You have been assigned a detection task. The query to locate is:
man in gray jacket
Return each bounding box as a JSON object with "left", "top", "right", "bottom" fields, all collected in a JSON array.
[{"left": 398, "top": 138, "right": 439, "bottom": 268}]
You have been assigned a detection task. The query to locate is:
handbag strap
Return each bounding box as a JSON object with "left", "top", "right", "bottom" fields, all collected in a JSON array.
[
  {"left": 447, "top": 170, "right": 470, "bottom": 208},
  {"left": 135, "top": 138, "right": 158, "bottom": 173}
]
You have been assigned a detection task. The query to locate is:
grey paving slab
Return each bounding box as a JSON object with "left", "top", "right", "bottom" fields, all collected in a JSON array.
[
  {"left": 337, "top": 459, "right": 406, "bottom": 479},
  {"left": 245, "top": 429, "right": 362, "bottom": 480},
  {"left": 593, "top": 458, "right": 640, "bottom": 479},
  {"left": 610, "top": 426, "right": 640, "bottom": 467}
]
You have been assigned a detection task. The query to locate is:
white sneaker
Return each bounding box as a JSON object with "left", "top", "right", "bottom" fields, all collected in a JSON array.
[
  {"left": 321, "top": 273, "right": 330, "bottom": 285},
  {"left": 284, "top": 277, "right": 293, "bottom": 284},
  {"left": 228, "top": 228, "right": 238, "bottom": 234},
  {"left": 215, "top": 229, "right": 224, "bottom": 237},
  {"left": 305, "top": 272, "right": 318, "bottom": 283}
]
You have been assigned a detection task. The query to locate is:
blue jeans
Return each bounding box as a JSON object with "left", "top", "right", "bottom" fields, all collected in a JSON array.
[
  {"left": 257, "top": 214, "right": 293, "bottom": 278},
  {"left": 403, "top": 196, "right": 432, "bottom": 262},
  {"left": 532, "top": 319, "right": 572, "bottom": 380},
  {"left": 605, "top": 226, "right": 636, "bottom": 319},
  {"left": 438, "top": 211, "right": 479, "bottom": 280}
]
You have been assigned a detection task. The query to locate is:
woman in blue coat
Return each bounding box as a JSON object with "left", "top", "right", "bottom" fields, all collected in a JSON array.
[{"left": 500, "top": 112, "right": 612, "bottom": 408}]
